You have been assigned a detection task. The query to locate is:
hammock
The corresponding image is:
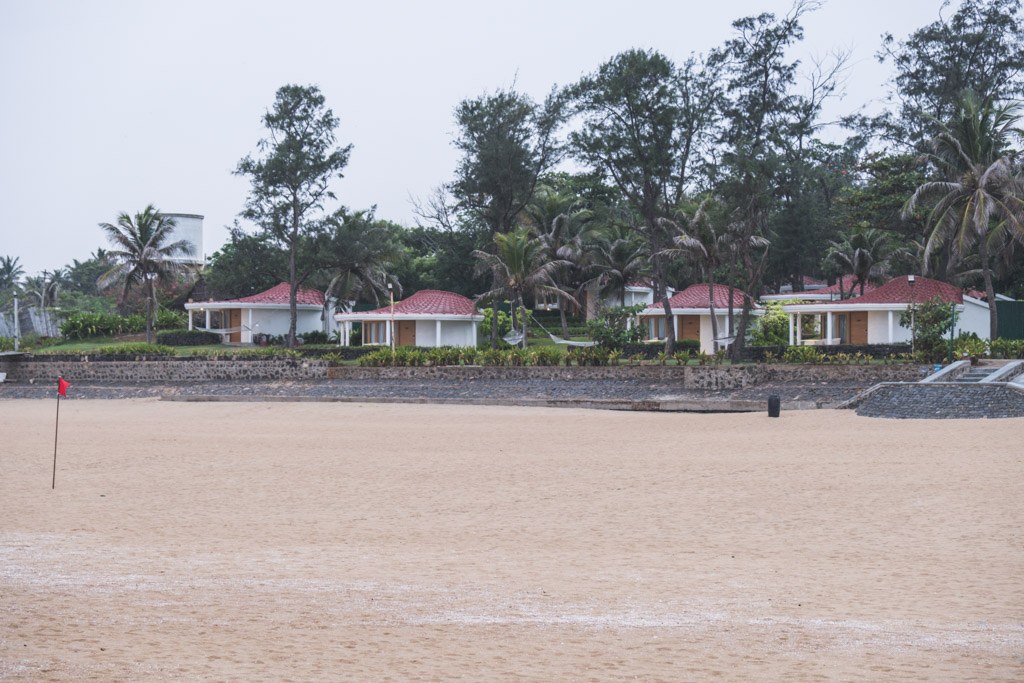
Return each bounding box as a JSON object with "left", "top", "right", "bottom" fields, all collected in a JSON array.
[{"left": 532, "top": 317, "right": 598, "bottom": 347}]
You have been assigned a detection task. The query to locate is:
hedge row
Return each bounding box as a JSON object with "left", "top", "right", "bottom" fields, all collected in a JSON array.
[{"left": 156, "top": 329, "right": 222, "bottom": 346}]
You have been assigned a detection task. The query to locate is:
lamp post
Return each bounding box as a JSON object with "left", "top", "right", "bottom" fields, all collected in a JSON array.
[
  {"left": 908, "top": 274, "right": 916, "bottom": 356},
  {"left": 145, "top": 272, "right": 157, "bottom": 344},
  {"left": 12, "top": 291, "right": 19, "bottom": 352},
  {"left": 388, "top": 282, "right": 395, "bottom": 353}
]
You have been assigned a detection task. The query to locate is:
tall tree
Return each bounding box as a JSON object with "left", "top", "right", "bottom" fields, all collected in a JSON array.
[
  {"left": 876, "top": 0, "right": 1024, "bottom": 150},
  {"left": 448, "top": 86, "right": 564, "bottom": 347},
  {"left": 585, "top": 223, "right": 651, "bottom": 309},
  {"left": 709, "top": 1, "right": 829, "bottom": 360},
  {"left": 904, "top": 93, "right": 1024, "bottom": 338},
  {"left": 319, "top": 209, "right": 405, "bottom": 326},
  {"left": 523, "top": 184, "right": 594, "bottom": 337},
  {"left": 472, "top": 227, "right": 570, "bottom": 348},
  {"left": 204, "top": 227, "right": 288, "bottom": 300},
  {"left": 98, "top": 205, "right": 194, "bottom": 342},
  {"left": 569, "top": 49, "right": 719, "bottom": 353},
  {"left": 823, "top": 227, "right": 903, "bottom": 297},
  {"left": 236, "top": 84, "right": 352, "bottom": 347},
  {"left": 0, "top": 255, "right": 24, "bottom": 292}
]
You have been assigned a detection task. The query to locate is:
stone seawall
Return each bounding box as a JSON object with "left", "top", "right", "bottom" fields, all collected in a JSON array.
[
  {"left": 1, "top": 355, "right": 925, "bottom": 387},
  {"left": 0, "top": 356, "right": 330, "bottom": 382},
  {"left": 328, "top": 363, "right": 924, "bottom": 389}
]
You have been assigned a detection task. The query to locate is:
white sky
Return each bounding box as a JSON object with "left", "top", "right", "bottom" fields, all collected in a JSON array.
[{"left": 2, "top": 0, "right": 944, "bottom": 276}]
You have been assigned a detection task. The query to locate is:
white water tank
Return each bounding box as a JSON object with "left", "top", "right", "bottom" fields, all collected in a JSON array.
[{"left": 162, "top": 213, "right": 204, "bottom": 264}]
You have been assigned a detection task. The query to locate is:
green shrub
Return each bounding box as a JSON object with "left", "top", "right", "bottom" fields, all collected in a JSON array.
[
  {"left": 586, "top": 304, "right": 644, "bottom": 349},
  {"left": 530, "top": 346, "right": 565, "bottom": 367},
  {"left": 954, "top": 332, "right": 988, "bottom": 359},
  {"left": 357, "top": 349, "right": 393, "bottom": 367},
  {"left": 567, "top": 346, "right": 610, "bottom": 366},
  {"left": 155, "top": 309, "right": 187, "bottom": 330},
  {"left": 299, "top": 330, "right": 330, "bottom": 345},
  {"left": 0, "top": 337, "right": 14, "bottom": 352},
  {"left": 991, "top": 338, "right": 1024, "bottom": 359},
  {"left": 156, "top": 329, "right": 221, "bottom": 346},
  {"left": 783, "top": 346, "right": 823, "bottom": 364}
]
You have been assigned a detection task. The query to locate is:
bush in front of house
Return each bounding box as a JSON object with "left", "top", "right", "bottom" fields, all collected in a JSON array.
[
  {"left": 156, "top": 329, "right": 222, "bottom": 346},
  {"left": 60, "top": 311, "right": 145, "bottom": 340},
  {"left": 990, "top": 338, "right": 1024, "bottom": 359},
  {"left": 91, "top": 343, "right": 176, "bottom": 356}
]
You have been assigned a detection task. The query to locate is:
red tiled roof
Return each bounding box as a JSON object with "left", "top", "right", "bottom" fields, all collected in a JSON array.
[
  {"left": 644, "top": 284, "right": 754, "bottom": 312},
  {"left": 818, "top": 274, "right": 878, "bottom": 296},
  {"left": 833, "top": 275, "right": 963, "bottom": 305},
  {"left": 225, "top": 282, "right": 325, "bottom": 306},
  {"left": 361, "top": 290, "right": 479, "bottom": 316}
]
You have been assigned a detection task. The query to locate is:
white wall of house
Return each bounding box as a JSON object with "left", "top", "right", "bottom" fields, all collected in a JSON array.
[
  {"left": 867, "top": 311, "right": 910, "bottom": 344},
  {"left": 958, "top": 299, "right": 991, "bottom": 338},
  {"left": 698, "top": 314, "right": 732, "bottom": 353},
  {"left": 410, "top": 319, "right": 480, "bottom": 347}
]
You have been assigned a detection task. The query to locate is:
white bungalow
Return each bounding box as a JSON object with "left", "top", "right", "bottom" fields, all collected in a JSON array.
[
  {"left": 334, "top": 289, "right": 483, "bottom": 348},
  {"left": 781, "top": 275, "right": 992, "bottom": 346},
  {"left": 184, "top": 282, "right": 334, "bottom": 343},
  {"left": 639, "top": 284, "right": 759, "bottom": 353}
]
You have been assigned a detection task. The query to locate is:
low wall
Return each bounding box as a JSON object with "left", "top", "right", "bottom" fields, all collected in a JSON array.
[
  {"left": 328, "top": 363, "right": 924, "bottom": 389},
  {"left": 0, "top": 355, "right": 330, "bottom": 382},
  {"left": 1, "top": 355, "right": 925, "bottom": 388}
]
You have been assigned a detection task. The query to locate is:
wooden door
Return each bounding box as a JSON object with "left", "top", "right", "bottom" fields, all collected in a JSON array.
[
  {"left": 678, "top": 315, "right": 700, "bottom": 341},
  {"left": 849, "top": 311, "right": 868, "bottom": 345},
  {"left": 229, "top": 309, "right": 242, "bottom": 343},
  {"left": 397, "top": 320, "right": 416, "bottom": 347}
]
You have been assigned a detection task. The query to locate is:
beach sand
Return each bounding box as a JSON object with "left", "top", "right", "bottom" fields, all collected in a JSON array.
[{"left": 2, "top": 399, "right": 1022, "bottom": 681}]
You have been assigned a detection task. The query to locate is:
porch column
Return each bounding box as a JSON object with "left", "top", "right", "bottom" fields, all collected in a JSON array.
[
  {"left": 826, "top": 312, "right": 833, "bottom": 344},
  {"left": 247, "top": 309, "right": 254, "bottom": 344},
  {"left": 796, "top": 314, "right": 803, "bottom": 345},
  {"left": 436, "top": 319, "right": 442, "bottom": 347},
  {"left": 471, "top": 320, "right": 478, "bottom": 347},
  {"left": 205, "top": 309, "right": 211, "bottom": 330},
  {"left": 188, "top": 310, "right": 193, "bottom": 331},
  {"left": 385, "top": 320, "right": 392, "bottom": 347},
  {"left": 887, "top": 310, "right": 894, "bottom": 343},
  {"left": 788, "top": 313, "right": 795, "bottom": 346}
]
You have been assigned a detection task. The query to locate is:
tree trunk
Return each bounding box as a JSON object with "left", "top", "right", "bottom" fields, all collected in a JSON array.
[
  {"left": 655, "top": 266, "right": 675, "bottom": 354},
  {"left": 708, "top": 279, "right": 719, "bottom": 353},
  {"left": 520, "top": 295, "right": 529, "bottom": 349},
  {"left": 287, "top": 201, "right": 300, "bottom": 348},
  {"left": 979, "top": 237, "right": 999, "bottom": 341},
  {"left": 559, "top": 294, "right": 570, "bottom": 340}
]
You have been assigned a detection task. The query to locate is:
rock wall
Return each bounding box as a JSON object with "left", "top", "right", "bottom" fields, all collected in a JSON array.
[
  {"left": 1, "top": 356, "right": 330, "bottom": 382},
  {"left": 852, "top": 383, "right": 1024, "bottom": 419},
  {"left": 1, "top": 355, "right": 925, "bottom": 387}
]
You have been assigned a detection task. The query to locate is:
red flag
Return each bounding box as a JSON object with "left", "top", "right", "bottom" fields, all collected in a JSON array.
[{"left": 57, "top": 376, "right": 70, "bottom": 398}]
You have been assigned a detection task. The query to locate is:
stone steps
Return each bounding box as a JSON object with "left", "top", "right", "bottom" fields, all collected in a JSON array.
[{"left": 849, "top": 382, "right": 1024, "bottom": 419}]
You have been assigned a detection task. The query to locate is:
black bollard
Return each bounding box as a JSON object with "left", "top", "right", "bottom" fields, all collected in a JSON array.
[{"left": 768, "top": 395, "right": 781, "bottom": 418}]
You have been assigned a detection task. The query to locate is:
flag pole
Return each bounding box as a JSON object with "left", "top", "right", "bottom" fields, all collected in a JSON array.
[
  {"left": 53, "top": 375, "right": 69, "bottom": 489},
  {"left": 52, "top": 389, "right": 61, "bottom": 489}
]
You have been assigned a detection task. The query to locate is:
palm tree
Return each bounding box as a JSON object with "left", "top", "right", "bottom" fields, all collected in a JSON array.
[
  {"left": 472, "top": 227, "right": 572, "bottom": 348},
  {"left": 585, "top": 223, "right": 651, "bottom": 309},
  {"left": 823, "top": 228, "right": 902, "bottom": 297},
  {"left": 98, "top": 205, "right": 195, "bottom": 343},
  {"left": 524, "top": 185, "right": 595, "bottom": 338},
  {"left": 661, "top": 201, "right": 729, "bottom": 349},
  {"left": 320, "top": 210, "right": 405, "bottom": 330},
  {"left": 0, "top": 255, "right": 24, "bottom": 292},
  {"left": 904, "top": 93, "right": 1024, "bottom": 339}
]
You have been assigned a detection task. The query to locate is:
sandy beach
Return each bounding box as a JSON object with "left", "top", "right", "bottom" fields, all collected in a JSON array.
[{"left": 2, "top": 399, "right": 1022, "bottom": 681}]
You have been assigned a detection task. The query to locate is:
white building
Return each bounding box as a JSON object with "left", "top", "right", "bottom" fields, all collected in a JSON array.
[
  {"left": 184, "top": 282, "right": 337, "bottom": 343},
  {"left": 639, "top": 283, "right": 759, "bottom": 353},
  {"left": 781, "top": 275, "right": 992, "bottom": 346},
  {"left": 335, "top": 290, "right": 483, "bottom": 348}
]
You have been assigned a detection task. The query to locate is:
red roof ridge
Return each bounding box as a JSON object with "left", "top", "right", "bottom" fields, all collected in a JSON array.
[{"left": 223, "top": 282, "right": 325, "bottom": 306}]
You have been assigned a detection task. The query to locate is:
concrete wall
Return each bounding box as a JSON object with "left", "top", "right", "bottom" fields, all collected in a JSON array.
[{"left": 867, "top": 311, "right": 911, "bottom": 345}]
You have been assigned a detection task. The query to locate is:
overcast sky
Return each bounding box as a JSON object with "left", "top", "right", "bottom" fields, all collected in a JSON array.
[{"left": 2, "top": 0, "right": 945, "bottom": 276}]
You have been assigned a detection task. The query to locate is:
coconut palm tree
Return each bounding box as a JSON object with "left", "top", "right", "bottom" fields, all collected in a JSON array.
[
  {"left": 585, "top": 223, "right": 651, "bottom": 309},
  {"left": 319, "top": 210, "right": 405, "bottom": 330},
  {"left": 0, "top": 255, "right": 24, "bottom": 292},
  {"left": 98, "top": 205, "right": 195, "bottom": 343},
  {"left": 823, "top": 228, "right": 902, "bottom": 297},
  {"left": 904, "top": 93, "right": 1024, "bottom": 339},
  {"left": 524, "top": 185, "right": 595, "bottom": 338},
  {"left": 472, "top": 227, "right": 572, "bottom": 348}
]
